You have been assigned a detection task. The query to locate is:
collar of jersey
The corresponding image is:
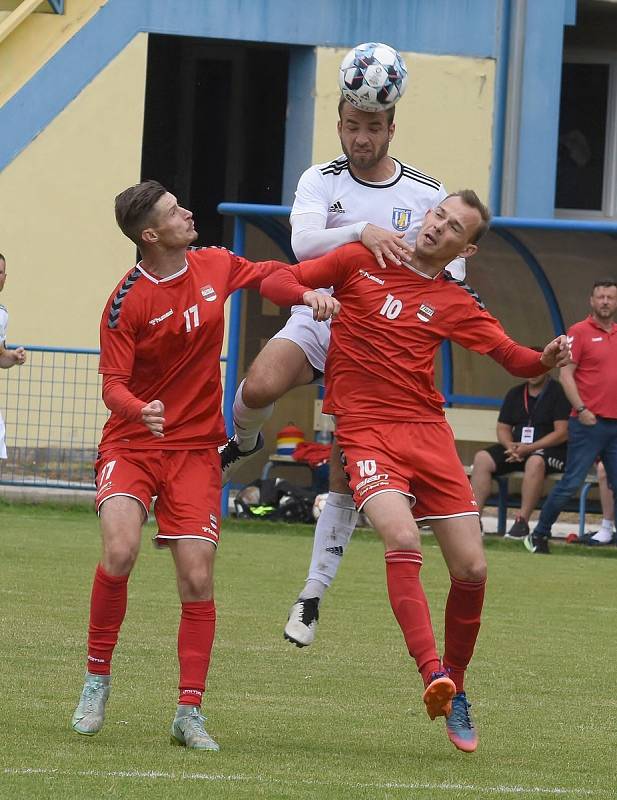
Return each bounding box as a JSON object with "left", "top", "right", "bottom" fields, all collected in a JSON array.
[
  {"left": 136, "top": 260, "right": 188, "bottom": 284},
  {"left": 398, "top": 260, "right": 442, "bottom": 280},
  {"left": 348, "top": 157, "right": 403, "bottom": 189}
]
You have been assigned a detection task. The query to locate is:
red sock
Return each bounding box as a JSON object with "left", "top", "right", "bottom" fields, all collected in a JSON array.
[
  {"left": 177, "top": 600, "right": 216, "bottom": 706},
  {"left": 87, "top": 563, "right": 129, "bottom": 675},
  {"left": 385, "top": 550, "right": 440, "bottom": 686},
  {"left": 443, "top": 575, "right": 486, "bottom": 692}
]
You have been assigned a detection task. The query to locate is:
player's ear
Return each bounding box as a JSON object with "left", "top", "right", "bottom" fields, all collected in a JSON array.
[
  {"left": 459, "top": 242, "right": 478, "bottom": 259},
  {"left": 388, "top": 122, "right": 395, "bottom": 141},
  {"left": 141, "top": 227, "right": 158, "bottom": 245}
]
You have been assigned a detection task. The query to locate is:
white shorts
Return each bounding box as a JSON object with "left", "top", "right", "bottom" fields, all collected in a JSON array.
[{"left": 271, "top": 304, "right": 331, "bottom": 377}]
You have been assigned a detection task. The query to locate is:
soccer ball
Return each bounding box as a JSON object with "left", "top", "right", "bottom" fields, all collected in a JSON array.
[
  {"left": 338, "top": 42, "right": 408, "bottom": 113},
  {"left": 312, "top": 493, "right": 329, "bottom": 521}
]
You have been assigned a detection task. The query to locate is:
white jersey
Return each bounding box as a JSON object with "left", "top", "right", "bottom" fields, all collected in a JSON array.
[
  {"left": 272, "top": 155, "right": 464, "bottom": 373},
  {"left": 0, "top": 304, "right": 8, "bottom": 347},
  {"left": 291, "top": 155, "right": 450, "bottom": 254}
]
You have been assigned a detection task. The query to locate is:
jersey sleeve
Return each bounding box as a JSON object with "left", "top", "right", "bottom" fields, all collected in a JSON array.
[
  {"left": 226, "top": 252, "right": 289, "bottom": 294},
  {"left": 567, "top": 322, "right": 584, "bottom": 365},
  {"left": 260, "top": 246, "right": 351, "bottom": 306},
  {"left": 449, "top": 301, "right": 510, "bottom": 354},
  {"left": 290, "top": 166, "right": 330, "bottom": 220},
  {"left": 98, "top": 291, "right": 139, "bottom": 377}
]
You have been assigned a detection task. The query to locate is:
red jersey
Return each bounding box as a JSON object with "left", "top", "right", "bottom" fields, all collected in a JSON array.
[
  {"left": 568, "top": 315, "right": 617, "bottom": 418},
  {"left": 98, "top": 247, "right": 282, "bottom": 451},
  {"left": 261, "top": 242, "right": 540, "bottom": 423}
]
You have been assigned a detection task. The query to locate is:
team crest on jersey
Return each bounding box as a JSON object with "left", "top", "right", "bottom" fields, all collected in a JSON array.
[
  {"left": 200, "top": 285, "right": 217, "bottom": 302},
  {"left": 392, "top": 207, "right": 413, "bottom": 231},
  {"left": 416, "top": 303, "right": 436, "bottom": 323}
]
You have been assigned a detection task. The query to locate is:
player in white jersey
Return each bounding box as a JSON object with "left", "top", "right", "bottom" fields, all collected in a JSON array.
[
  {"left": 220, "top": 99, "right": 464, "bottom": 646},
  {"left": 0, "top": 254, "right": 27, "bottom": 459}
]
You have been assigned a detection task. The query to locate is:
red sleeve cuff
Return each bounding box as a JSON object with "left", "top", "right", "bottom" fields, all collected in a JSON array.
[{"left": 102, "top": 374, "right": 145, "bottom": 422}]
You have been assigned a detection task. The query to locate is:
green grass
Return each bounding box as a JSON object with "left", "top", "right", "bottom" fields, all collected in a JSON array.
[{"left": 0, "top": 501, "right": 615, "bottom": 799}]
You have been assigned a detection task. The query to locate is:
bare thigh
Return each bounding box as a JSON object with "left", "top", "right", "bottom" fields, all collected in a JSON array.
[
  {"left": 329, "top": 437, "right": 353, "bottom": 495},
  {"left": 430, "top": 515, "right": 486, "bottom": 581},
  {"left": 99, "top": 495, "right": 146, "bottom": 575},
  {"left": 363, "top": 491, "right": 421, "bottom": 551},
  {"left": 242, "top": 338, "right": 316, "bottom": 408}
]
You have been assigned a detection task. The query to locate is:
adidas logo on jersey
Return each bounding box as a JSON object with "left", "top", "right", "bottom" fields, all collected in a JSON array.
[{"left": 328, "top": 201, "right": 345, "bottom": 214}]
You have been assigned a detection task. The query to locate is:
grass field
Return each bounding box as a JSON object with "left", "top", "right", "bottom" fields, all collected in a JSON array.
[{"left": 0, "top": 500, "right": 615, "bottom": 800}]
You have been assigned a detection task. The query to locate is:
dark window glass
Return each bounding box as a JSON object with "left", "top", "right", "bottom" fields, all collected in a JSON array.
[{"left": 555, "top": 63, "right": 608, "bottom": 210}]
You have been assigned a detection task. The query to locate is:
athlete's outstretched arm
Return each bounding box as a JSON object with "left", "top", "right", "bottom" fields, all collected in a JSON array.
[
  {"left": 488, "top": 335, "right": 571, "bottom": 377},
  {"left": 291, "top": 212, "right": 412, "bottom": 268}
]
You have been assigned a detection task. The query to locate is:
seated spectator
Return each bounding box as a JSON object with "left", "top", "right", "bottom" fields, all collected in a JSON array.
[
  {"left": 470, "top": 370, "right": 571, "bottom": 537},
  {"left": 581, "top": 461, "right": 615, "bottom": 545}
]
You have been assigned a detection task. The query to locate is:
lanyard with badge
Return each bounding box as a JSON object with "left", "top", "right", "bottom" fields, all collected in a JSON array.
[{"left": 520, "top": 381, "right": 550, "bottom": 444}]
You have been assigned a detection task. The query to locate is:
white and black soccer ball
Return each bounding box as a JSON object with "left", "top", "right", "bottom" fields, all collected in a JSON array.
[
  {"left": 312, "top": 492, "right": 329, "bottom": 521},
  {"left": 338, "top": 42, "right": 408, "bottom": 113}
]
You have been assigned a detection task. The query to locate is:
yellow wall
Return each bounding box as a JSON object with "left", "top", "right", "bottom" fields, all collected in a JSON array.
[
  {"left": 0, "top": 32, "right": 147, "bottom": 348},
  {"left": 0, "top": 1, "right": 107, "bottom": 106},
  {"left": 313, "top": 48, "right": 495, "bottom": 203}
]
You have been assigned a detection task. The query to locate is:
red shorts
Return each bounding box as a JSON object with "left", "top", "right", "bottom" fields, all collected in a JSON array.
[
  {"left": 336, "top": 419, "right": 478, "bottom": 520},
  {"left": 94, "top": 448, "right": 221, "bottom": 547}
]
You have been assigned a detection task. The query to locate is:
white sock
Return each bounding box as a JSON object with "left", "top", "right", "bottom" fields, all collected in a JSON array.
[
  {"left": 232, "top": 379, "right": 274, "bottom": 451},
  {"left": 591, "top": 519, "right": 614, "bottom": 543},
  {"left": 299, "top": 492, "right": 359, "bottom": 600}
]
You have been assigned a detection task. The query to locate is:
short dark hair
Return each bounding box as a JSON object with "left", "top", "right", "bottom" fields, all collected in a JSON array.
[
  {"left": 443, "top": 190, "right": 492, "bottom": 243},
  {"left": 0, "top": 253, "right": 5, "bottom": 263},
  {"left": 592, "top": 278, "right": 617, "bottom": 291},
  {"left": 337, "top": 95, "right": 395, "bottom": 126},
  {"left": 114, "top": 180, "right": 167, "bottom": 246}
]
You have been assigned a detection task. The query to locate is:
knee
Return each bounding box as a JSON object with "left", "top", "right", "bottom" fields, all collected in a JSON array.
[
  {"left": 452, "top": 557, "right": 487, "bottom": 583},
  {"left": 381, "top": 526, "right": 421, "bottom": 552},
  {"left": 241, "top": 368, "right": 276, "bottom": 408},
  {"left": 472, "top": 450, "right": 493, "bottom": 476},
  {"left": 178, "top": 568, "right": 213, "bottom": 602},
  {"left": 102, "top": 541, "right": 139, "bottom": 576}
]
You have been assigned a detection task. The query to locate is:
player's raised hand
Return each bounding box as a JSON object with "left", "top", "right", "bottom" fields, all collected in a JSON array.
[
  {"left": 540, "top": 335, "right": 571, "bottom": 369},
  {"left": 302, "top": 291, "right": 341, "bottom": 322},
  {"left": 12, "top": 347, "right": 26, "bottom": 366},
  {"left": 361, "top": 223, "right": 414, "bottom": 269},
  {"left": 142, "top": 399, "right": 165, "bottom": 438}
]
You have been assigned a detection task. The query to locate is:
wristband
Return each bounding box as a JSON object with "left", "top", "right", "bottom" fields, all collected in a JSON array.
[{"left": 576, "top": 405, "right": 586, "bottom": 413}]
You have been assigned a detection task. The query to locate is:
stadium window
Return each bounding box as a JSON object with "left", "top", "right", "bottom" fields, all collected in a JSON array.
[{"left": 555, "top": 57, "right": 617, "bottom": 218}]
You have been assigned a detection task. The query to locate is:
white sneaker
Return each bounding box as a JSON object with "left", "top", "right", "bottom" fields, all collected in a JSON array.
[
  {"left": 71, "top": 673, "right": 111, "bottom": 735},
  {"left": 284, "top": 597, "right": 320, "bottom": 647},
  {"left": 170, "top": 706, "right": 219, "bottom": 751}
]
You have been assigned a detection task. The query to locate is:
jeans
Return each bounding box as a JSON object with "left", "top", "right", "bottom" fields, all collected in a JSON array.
[{"left": 534, "top": 417, "right": 617, "bottom": 536}]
